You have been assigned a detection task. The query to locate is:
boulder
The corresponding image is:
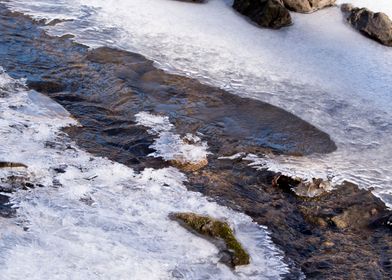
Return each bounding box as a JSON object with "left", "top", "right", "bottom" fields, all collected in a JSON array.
[
  {"left": 0, "top": 161, "right": 27, "bottom": 168},
  {"left": 342, "top": 5, "right": 392, "bottom": 47},
  {"left": 272, "top": 174, "right": 332, "bottom": 198},
  {"left": 282, "top": 0, "right": 336, "bottom": 13},
  {"left": 233, "top": 0, "right": 292, "bottom": 29},
  {"left": 171, "top": 212, "right": 250, "bottom": 267}
]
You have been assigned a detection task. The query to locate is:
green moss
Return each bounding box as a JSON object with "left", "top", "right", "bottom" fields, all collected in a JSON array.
[{"left": 171, "top": 212, "right": 250, "bottom": 267}]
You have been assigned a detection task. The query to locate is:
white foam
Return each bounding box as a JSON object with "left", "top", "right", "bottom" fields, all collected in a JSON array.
[{"left": 0, "top": 70, "right": 289, "bottom": 278}]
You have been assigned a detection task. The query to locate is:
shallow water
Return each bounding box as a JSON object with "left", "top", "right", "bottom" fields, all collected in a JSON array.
[
  {"left": 5, "top": 0, "right": 392, "bottom": 206},
  {"left": 0, "top": 69, "right": 290, "bottom": 279}
]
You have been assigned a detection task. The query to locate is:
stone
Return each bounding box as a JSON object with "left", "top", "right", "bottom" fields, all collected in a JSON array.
[
  {"left": 340, "top": 3, "right": 353, "bottom": 13},
  {"left": 233, "top": 0, "right": 292, "bottom": 29},
  {"left": 170, "top": 158, "right": 208, "bottom": 172},
  {"left": 343, "top": 5, "right": 392, "bottom": 47},
  {"left": 282, "top": 0, "right": 336, "bottom": 13},
  {"left": 0, "top": 162, "right": 27, "bottom": 168},
  {"left": 171, "top": 212, "right": 250, "bottom": 267}
]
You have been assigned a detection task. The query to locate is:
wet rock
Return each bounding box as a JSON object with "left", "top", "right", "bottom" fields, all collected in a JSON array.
[
  {"left": 53, "top": 164, "right": 67, "bottom": 174},
  {"left": 233, "top": 0, "right": 292, "bottom": 29},
  {"left": 272, "top": 174, "right": 301, "bottom": 193},
  {"left": 171, "top": 212, "right": 250, "bottom": 267},
  {"left": 272, "top": 174, "right": 331, "bottom": 198},
  {"left": 370, "top": 213, "right": 392, "bottom": 229},
  {"left": 340, "top": 3, "right": 353, "bottom": 13},
  {"left": 342, "top": 5, "right": 392, "bottom": 47},
  {"left": 282, "top": 0, "right": 336, "bottom": 13},
  {"left": 294, "top": 178, "right": 332, "bottom": 198},
  {"left": 0, "top": 194, "right": 15, "bottom": 218},
  {"left": 0, "top": 161, "right": 27, "bottom": 168},
  {"left": 27, "top": 80, "right": 66, "bottom": 94},
  {"left": 170, "top": 158, "right": 208, "bottom": 172},
  {"left": 46, "top": 18, "right": 73, "bottom": 26}
]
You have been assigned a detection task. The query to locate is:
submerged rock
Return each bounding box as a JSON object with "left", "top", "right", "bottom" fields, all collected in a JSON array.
[
  {"left": 341, "top": 4, "right": 392, "bottom": 47},
  {"left": 233, "top": 0, "right": 292, "bottom": 29},
  {"left": 171, "top": 212, "right": 250, "bottom": 267},
  {"left": 170, "top": 158, "right": 208, "bottom": 172},
  {"left": 272, "top": 174, "right": 331, "bottom": 198},
  {"left": 26, "top": 80, "right": 65, "bottom": 94},
  {"left": 282, "top": 0, "right": 336, "bottom": 13}
]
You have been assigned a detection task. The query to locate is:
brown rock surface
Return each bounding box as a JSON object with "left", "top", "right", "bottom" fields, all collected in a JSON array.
[
  {"left": 342, "top": 4, "right": 392, "bottom": 47},
  {"left": 233, "top": 0, "right": 292, "bottom": 29},
  {"left": 283, "top": 0, "right": 336, "bottom": 13}
]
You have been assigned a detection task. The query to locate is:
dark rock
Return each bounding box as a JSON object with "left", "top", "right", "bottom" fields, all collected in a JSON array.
[
  {"left": 272, "top": 174, "right": 301, "bottom": 193},
  {"left": 0, "top": 161, "right": 27, "bottom": 168},
  {"left": 340, "top": 3, "right": 353, "bottom": 13},
  {"left": 171, "top": 212, "right": 250, "bottom": 267},
  {"left": 342, "top": 5, "right": 392, "bottom": 47},
  {"left": 282, "top": 0, "right": 336, "bottom": 13},
  {"left": 233, "top": 0, "right": 292, "bottom": 29},
  {"left": 27, "top": 80, "right": 66, "bottom": 93},
  {"left": 272, "top": 174, "right": 331, "bottom": 198}
]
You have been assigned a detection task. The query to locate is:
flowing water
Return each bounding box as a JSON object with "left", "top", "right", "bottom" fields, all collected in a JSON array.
[{"left": 4, "top": 0, "right": 392, "bottom": 206}]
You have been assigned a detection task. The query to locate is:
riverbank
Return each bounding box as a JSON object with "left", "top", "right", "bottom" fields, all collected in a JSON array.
[{"left": 0, "top": 5, "right": 391, "bottom": 279}]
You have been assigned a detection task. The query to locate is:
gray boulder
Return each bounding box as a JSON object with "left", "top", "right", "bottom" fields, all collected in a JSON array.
[
  {"left": 233, "top": 0, "right": 292, "bottom": 29},
  {"left": 342, "top": 4, "right": 392, "bottom": 47},
  {"left": 282, "top": 0, "right": 336, "bottom": 13}
]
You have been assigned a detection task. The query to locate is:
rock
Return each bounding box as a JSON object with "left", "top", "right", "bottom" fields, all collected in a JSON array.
[
  {"left": 272, "top": 174, "right": 301, "bottom": 193},
  {"left": 27, "top": 80, "right": 65, "bottom": 94},
  {"left": 171, "top": 212, "right": 250, "bottom": 267},
  {"left": 294, "top": 178, "right": 332, "bottom": 198},
  {"left": 0, "top": 162, "right": 27, "bottom": 168},
  {"left": 322, "top": 241, "right": 335, "bottom": 248},
  {"left": 233, "top": 0, "right": 292, "bottom": 29},
  {"left": 331, "top": 215, "right": 348, "bottom": 229},
  {"left": 282, "top": 0, "right": 336, "bottom": 13},
  {"left": 272, "top": 174, "right": 332, "bottom": 198},
  {"left": 343, "top": 6, "right": 392, "bottom": 47},
  {"left": 170, "top": 158, "right": 208, "bottom": 172},
  {"left": 340, "top": 3, "right": 353, "bottom": 13}
]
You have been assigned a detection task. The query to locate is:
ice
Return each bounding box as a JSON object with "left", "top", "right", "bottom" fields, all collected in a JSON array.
[
  {"left": 135, "top": 112, "right": 210, "bottom": 164},
  {"left": 0, "top": 70, "right": 289, "bottom": 278}
]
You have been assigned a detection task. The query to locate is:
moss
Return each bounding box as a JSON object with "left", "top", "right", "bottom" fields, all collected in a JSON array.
[{"left": 171, "top": 212, "right": 250, "bottom": 267}]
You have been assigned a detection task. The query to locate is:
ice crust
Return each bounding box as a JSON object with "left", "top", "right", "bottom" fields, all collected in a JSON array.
[{"left": 0, "top": 70, "right": 289, "bottom": 279}]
